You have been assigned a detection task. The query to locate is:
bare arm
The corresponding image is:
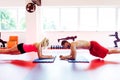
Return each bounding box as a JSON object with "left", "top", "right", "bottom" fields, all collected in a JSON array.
[
  {"left": 37, "top": 44, "right": 42, "bottom": 58},
  {"left": 59, "top": 42, "right": 77, "bottom": 60},
  {"left": 70, "top": 42, "right": 77, "bottom": 59},
  {"left": 37, "top": 43, "right": 53, "bottom": 59}
]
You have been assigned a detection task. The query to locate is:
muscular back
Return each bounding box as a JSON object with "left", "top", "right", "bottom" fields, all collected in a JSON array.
[{"left": 71, "top": 40, "right": 90, "bottom": 49}]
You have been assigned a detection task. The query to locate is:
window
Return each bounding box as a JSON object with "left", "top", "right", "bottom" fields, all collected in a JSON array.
[
  {"left": 79, "top": 8, "right": 97, "bottom": 31},
  {"left": 60, "top": 7, "right": 78, "bottom": 31},
  {"left": 0, "top": 7, "right": 26, "bottom": 31},
  {"left": 41, "top": 6, "right": 120, "bottom": 31},
  {"left": 98, "top": 8, "right": 116, "bottom": 31},
  {"left": 117, "top": 8, "right": 120, "bottom": 30},
  {"left": 41, "top": 7, "right": 59, "bottom": 31}
]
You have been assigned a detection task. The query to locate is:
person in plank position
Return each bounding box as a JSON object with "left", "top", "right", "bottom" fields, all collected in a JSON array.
[
  {"left": 60, "top": 40, "right": 120, "bottom": 60},
  {"left": 0, "top": 37, "right": 53, "bottom": 59}
]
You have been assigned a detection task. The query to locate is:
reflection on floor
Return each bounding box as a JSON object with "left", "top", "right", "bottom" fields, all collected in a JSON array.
[{"left": 0, "top": 50, "right": 120, "bottom": 80}]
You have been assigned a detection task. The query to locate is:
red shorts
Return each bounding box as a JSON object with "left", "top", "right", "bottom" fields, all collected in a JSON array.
[{"left": 89, "top": 41, "right": 109, "bottom": 58}]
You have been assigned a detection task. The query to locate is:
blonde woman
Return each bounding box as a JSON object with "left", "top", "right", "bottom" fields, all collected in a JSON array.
[{"left": 0, "top": 37, "right": 53, "bottom": 59}]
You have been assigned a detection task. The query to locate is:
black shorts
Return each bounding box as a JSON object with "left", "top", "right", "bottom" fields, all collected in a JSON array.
[{"left": 17, "top": 43, "right": 25, "bottom": 54}]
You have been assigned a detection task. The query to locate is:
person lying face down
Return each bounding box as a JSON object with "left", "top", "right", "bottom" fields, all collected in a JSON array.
[
  {"left": 60, "top": 40, "right": 120, "bottom": 60},
  {"left": 0, "top": 37, "right": 53, "bottom": 59}
]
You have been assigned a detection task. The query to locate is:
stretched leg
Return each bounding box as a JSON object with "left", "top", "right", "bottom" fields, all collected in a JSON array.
[
  {"left": 108, "top": 48, "right": 120, "bottom": 54},
  {"left": 0, "top": 45, "right": 21, "bottom": 55}
]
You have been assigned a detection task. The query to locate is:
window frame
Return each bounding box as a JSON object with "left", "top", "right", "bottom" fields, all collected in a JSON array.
[{"left": 41, "top": 6, "right": 120, "bottom": 32}]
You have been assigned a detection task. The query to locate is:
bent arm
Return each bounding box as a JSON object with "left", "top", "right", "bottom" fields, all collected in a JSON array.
[
  {"left": 70, "top": 42, "right": 77, "bottom": 59},
  {"left": 37, "top": 43, "right": 53, "bottom": 59},
  {"left": 37, "top": 44, "right": 42, "bottom": 58}
]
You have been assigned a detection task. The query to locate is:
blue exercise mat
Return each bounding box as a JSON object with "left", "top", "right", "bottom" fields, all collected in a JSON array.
[
  {"left": 68, "top": 56, "right": 89, "bottom": 63},
  {"left": 33, "top": 56, "right": 56, "bottom": 63}
]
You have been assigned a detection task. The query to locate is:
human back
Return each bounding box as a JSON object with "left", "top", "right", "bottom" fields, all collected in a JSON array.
[{"left": 72, "top": 40, "right": 90, "bottom": 49}]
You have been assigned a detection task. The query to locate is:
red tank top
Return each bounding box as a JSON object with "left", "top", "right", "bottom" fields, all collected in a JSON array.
[{"left": 23, "top": 44, "right": 38, "bottom": 52}]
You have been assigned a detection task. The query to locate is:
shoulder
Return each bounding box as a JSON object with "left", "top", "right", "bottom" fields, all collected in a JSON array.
[
  {"left": 33, "top": 42, "right": 41, "bottom": 48},
  {"left": 71, "top": 40, "right": 90, "bottom": 46}
]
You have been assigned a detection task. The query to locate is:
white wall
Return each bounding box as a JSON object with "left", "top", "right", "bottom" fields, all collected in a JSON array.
[{"left": 0, "top": 0, "right": 25, "bottom": 6}]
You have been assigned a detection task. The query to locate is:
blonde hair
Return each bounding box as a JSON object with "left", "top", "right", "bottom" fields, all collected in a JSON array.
[
  {"left": 34, "top": 37, "right": 49, "bottom": 49},
  {"left": 40, "top": 37, "right": 49, "bottom": 48}
]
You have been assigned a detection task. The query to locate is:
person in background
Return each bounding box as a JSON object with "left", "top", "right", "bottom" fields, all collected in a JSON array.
[
  {"left": 109, "top": 32, "right": 120, "bottom": 47},
  {"left": 0, "top": 37, "right": 53, "bottom": 59}
]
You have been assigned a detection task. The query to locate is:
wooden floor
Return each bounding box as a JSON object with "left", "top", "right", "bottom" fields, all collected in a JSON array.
[{"left": 0, "top": 49, "right": 120, "bottom": 80}]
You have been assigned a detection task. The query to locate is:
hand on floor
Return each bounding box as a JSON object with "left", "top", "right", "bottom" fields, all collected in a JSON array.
[{"left": 59, "top": 55, "right": 75, "bottom": 60}]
